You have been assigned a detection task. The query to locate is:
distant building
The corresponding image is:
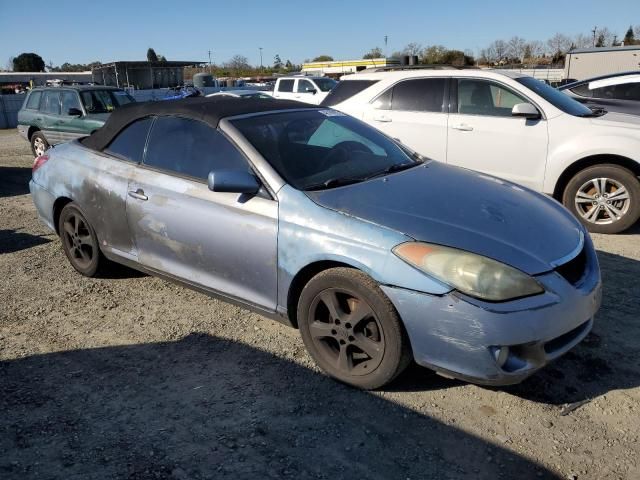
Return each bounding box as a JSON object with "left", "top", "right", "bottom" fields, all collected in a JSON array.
[
  {"left": 92, "top": 61, "right": 203, "bottom": 89},
  {"left": 302, "top": 58, "right": 400, "bottom": 76},
  {"left": 565, "top": 45, "right": 640, "bottom": 81}
]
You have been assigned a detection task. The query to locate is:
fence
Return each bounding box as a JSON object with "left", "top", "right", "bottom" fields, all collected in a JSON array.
[{"left": 0, "top": 94, "right": 26, "bottom": 129}]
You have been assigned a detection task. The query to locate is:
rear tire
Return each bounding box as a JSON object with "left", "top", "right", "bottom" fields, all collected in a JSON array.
[
  {"left": 562, "top": 164, "right": 640, "bottom": 234},
  {"left": 30, "top": 131, "right": 49, "bottom": 157},
  {"left": 297, "top": 267, "right": 412, "bottom": 390},
  {"left": 58, "top": 203, "right": 104, "bottom": 277}
]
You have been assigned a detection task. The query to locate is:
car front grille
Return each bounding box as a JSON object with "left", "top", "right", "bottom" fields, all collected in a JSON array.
[{"left": 555, "top": 246, "right": 587, "bottom": 285}]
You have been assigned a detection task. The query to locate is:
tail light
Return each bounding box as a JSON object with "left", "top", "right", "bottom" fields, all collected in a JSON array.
[{"left": 33, "top": 154, "right": 50, "bottom": 173}]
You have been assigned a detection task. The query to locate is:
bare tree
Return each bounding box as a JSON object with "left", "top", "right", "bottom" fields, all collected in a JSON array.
[
  {"left": 573, "top": 33, "right": 592, "bottom": 49},
  {"left": 492, "top": 40, "right": 508, "bottom": 62},
  {"left": 403, "top": 42, "right": 422, "bottom": 56},
  {"left": 507, "top": 36, "right": 526, "bottom": 62},
  {"left": 363, "top": 47, "right": 384, "bottom": 59},
  {"left": 547, "top": 33, "right": 572, "bottom": 55},
  {"left": 224, "top": 55, "right": 251, "bottom": 76},
  {"left": 527, "top": 40, "right": 545, "bottom": 58},
  {"left": 596, "top": 27, "right": 613, "bottom": 47}
]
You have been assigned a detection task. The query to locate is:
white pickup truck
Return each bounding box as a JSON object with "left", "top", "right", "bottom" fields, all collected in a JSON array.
[{"left": 270, "top": 76, "right": 337, "bottom": 105}]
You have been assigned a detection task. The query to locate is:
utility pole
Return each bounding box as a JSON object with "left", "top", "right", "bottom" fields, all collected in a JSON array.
[
  {"left": 384, "top": 35, "right": 388, "bottom": 57},
  {"left": 592, "top": 26, "right": 597, "bottom": 47},
  {"left": 259, "top": 47, "right": 263, "bottom": 70},
  {"left": 208, "top": 50, "right": 212, "bottom": 73}
]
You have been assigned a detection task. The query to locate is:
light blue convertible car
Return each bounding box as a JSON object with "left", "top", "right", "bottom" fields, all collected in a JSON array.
[{"left": 29, "top": 97, "right": 601, "bottom": 389}]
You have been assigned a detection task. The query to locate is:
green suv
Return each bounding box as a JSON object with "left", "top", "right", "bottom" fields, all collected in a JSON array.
[{"left": 17, "top": 85, "right": 135, "bottom": 156}]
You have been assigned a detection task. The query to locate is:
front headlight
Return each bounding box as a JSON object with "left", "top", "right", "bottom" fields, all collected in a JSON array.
[{"left": 393, "top": 242, "right": 544, "bottom": 302}]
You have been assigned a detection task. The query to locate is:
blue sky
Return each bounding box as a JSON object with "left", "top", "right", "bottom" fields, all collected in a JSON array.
[{"left": 1, "top": 0, "right": 638, "bottom": 67}]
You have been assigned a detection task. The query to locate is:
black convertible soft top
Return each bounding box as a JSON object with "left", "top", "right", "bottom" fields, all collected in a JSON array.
[{"left": 81, "top": 96, "right": 312, "bottom": 151}]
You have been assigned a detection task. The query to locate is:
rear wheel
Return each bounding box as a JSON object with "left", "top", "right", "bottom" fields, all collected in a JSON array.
[
  {"left": 30, "top": 131, "right": 49, "bottom": 157},
  {"left": 297, "top": 268, "right": 412, "bottom": 389},
  {"left": 563, "top": 164, "right": 640, "bottom": 234},
  {"left": 58, "top": 203, "right": 104, "bottom": 277}
]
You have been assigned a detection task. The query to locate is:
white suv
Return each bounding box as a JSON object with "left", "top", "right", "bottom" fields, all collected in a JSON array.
[{"left": 324, "top": 68, "right": 640, "bottom": 234}]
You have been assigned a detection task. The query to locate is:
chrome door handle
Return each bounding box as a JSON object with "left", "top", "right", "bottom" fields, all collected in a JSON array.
[
  {"left": 373, "top": 115, "right": 392, "bottom": 123},
  {"left": 128, "top": 189, "right": 148, "bottom": 201},
  {"left": 452, "top": 124, "right": 473, "bottom": 131}
]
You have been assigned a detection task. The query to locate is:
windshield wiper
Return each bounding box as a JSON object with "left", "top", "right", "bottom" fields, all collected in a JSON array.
[
  {"left": 580, "top": 107, "right": 607, "bottom": 117},
  {"left": 363, "top": 161, "right": 422, "bottom": 180},
  {"left": 304, "top": 177, "right": 365, "bottom": 191}
]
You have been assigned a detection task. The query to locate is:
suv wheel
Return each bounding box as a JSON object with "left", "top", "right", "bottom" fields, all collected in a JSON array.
[
  {"left": 31, "top": 131, "right": 50, "bottom": 157},
  {"left": 563, "top": 164, "right": 640, "bottom": 234},
  {"left": 297, "top": 268, "right": 412, "bottom": 389}
]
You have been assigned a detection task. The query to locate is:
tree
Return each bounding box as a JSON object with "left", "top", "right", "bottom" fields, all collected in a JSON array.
[
  {"left": 421, "top": 45, "right": 447, "bottom": 64},
  {"left": 158, "top": 55, "right": 167, "bottom": 63},
  {"left": 595, "top": 33, "right": 606, "bottom": 47},
  {"left": 273, "top": 54, "right": 283, "bottom": 70},
  {"left": 224, "top": 54, "right": 251, "bottom": 76},
  {"left": 362, "top": 47, "right": 383, "bottom": 59},
  {"left": 490, "top": 40, "right": 508, "bottom": 63},
  {"left": 147, "top": 48, "right": 159, "bottom": 62},
  {"left": 547, "top": 33, "right": 572, "bottom": 57},
  {"left": 595, "top": 27, "right": 613, "bottom": 47},
  {"left": 507, "top": 36, "right": 526, "bottom": 63},
  {"left": 312, "top": 55, "right": 333, "bottom": 62},
  {"left": 573, "top": 33, "right": 592, "bottom": 50},
  {"left": 624, "top": 26, "right": 636, "bottom": 45},
  {"left": 12, "top": 52, "right": 45, "bottom": 72},
  {"left": 403, "top": 42, "right": 422, "bottom": 56},
  {"left": 285, "top": 60, "right": 293, "bottom": 70}
]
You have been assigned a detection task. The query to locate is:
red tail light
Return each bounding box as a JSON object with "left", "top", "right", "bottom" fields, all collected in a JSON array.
[{"left": 33, "top": 154, "right": 50, "bottom": 173}]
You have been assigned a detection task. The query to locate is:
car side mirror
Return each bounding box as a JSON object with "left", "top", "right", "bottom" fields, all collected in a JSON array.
[
  {"left": 67, "top": 107, "right": 83, "bottom": 116},
  {"left": 512, "top": 103, "right": 540, "bottom": 120},
  {"left": 208, "top": 170, "right": 260, "bottom": 194},
  {"left": 308, "top": 89, "right": 317, "bottom": 95}
]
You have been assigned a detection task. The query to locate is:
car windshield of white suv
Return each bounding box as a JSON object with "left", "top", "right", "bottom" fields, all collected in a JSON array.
[
  {"left": 232, "top": 110, "right": 422, "bottom": 190},
  {"left": 314, "top": 78, "right": 338, "bottom": 92},
  {"left": 80, "top": 90, "right": 135, "bottom": 114},
  {"left": 516, "top": 77, "right": 601, "bottom": 117}
]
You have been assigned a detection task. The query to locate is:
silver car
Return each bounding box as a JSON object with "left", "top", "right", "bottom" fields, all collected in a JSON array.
[{"left": 29, "top": 97, "right": 602, "bottom": 389}]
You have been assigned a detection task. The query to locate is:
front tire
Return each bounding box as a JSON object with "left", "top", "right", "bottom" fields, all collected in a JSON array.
[
  {"left": 297, "top": 268, "right": 412, "bottom": 389},
  {"left": 562, "top": 164, "right": 640, "bottom": 234},
  {"left": 30, "top": 131, "right": 49, "bottom": 157},
  {"left": 58, "top": 203, "right": 104, "bottom": 277}
]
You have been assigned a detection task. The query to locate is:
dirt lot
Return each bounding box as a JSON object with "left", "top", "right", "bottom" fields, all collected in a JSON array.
[{"left": 1, "top": 129, "right": 639, "bottom": 480}]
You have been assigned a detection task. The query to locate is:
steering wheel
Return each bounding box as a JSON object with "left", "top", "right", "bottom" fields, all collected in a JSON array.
[{"left": 322, "top": 141, "right": 374, "bottom": 165}]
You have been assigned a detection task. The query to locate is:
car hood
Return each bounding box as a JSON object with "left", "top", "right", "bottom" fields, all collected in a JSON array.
[
  {"left": 591, "top": 111, "right": 640, "bottom": 129},
  {"left": 306, "top": 162, "right": 584, "bottom": 275}
]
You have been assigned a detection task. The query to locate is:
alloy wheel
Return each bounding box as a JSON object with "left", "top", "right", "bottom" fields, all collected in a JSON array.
[
  {"left": 61, "top": 212, "right": 95, "bottom": 269},
  {"left": 308, "top": 288, "right": 385, "bottom": 376},
  {"left": 574, "top": 177, "right": 630, "bottom": 225},
  {"left": 33, "top": 137, "right": 46, "bottom": 156}
]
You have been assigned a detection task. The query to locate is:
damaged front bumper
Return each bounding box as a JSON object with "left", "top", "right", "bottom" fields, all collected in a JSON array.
[{"left": 381, "top": 242, "right": 602, "bottom": 386}]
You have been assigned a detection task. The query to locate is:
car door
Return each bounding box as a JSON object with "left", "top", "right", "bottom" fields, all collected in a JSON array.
[
  {"left": 361, "top": 78, "right": 449, "bottom": 161},
  {"left": 446, "top": 78, "right": 548, "bottom": 191},
  {"left": 272, "top": 79, "right": 296, "bottom": 101},
  {"left": 38, "top": 90, "right": 62, "bottom": 145},
  {"left": 294, "top": 79, "right": 319, "bottom": 104},
  {"left": 126, "top": 116, "right": 278, "bottom": 310},
  {"left": 55, "top": 90, "right": 89, "bottom": 142}
]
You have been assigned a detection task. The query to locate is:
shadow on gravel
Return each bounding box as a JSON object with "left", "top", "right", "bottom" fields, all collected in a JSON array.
[
  {"left": 0, "top": 334, "right": 559, "bottom": 480},
  {"left": 0, "top": 229, "right": 51, "bottom": 254},
  {"left": 503, "top": 250, "right": 640, "bottom": 405},
  {"left": 0, "top": 166, "right": 31, "bottom": 198}
]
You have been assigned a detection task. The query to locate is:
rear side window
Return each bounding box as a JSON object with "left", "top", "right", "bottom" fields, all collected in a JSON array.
[
  {"left": 104, "top": 117, "right": 153, "bottom": 163},
  {"left": 144, "top": 117, "right": 249, "bottom": 180},
  {"left": 278, "top": 80, "right": 294, "bottom": 92},
  {"left": 25, "top": 91, "right": 42, "bottom": 110},
  {"left": 61, "top": 91, "right": 81, "bottom": 114},
  {"left": 41, "top": 90, "right": 61, "bottom": 115},
  {"left": 321, "top": 80, "right": 379, "bottom": 106},
  {"left": 391, "top": 79, "right": 447, "bottom": 112}
]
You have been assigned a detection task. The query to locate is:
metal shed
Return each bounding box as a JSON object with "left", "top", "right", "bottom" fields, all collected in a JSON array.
[
  {"left": 565, "top": 46, "right": 640, "bottom": 81},
  {"left": 92, "top": 61, "right": 202, "bottom": 89}
]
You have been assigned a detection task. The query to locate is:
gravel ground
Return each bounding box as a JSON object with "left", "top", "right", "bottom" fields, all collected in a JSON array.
[{"left": 1, "top": 129, "right": 639, "bottom": 480}]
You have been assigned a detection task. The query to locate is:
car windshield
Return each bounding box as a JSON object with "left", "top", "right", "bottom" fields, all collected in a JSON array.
[
  {"left": 232, "top": 109, "right": 422, "bottom": 191},
  {"left": 80, "top": 89, "right": 135, "bottom": 114},
  {"left": 516, "top": 76, "right": 595, "bottom": 117},
  {"left": 314, "top": 78, "right": 338, "bottom": 92}
]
